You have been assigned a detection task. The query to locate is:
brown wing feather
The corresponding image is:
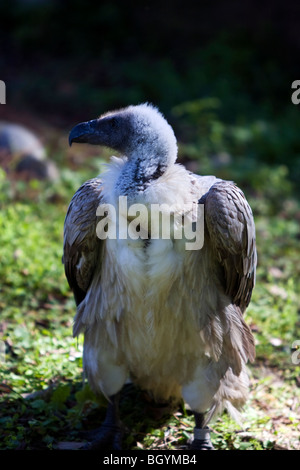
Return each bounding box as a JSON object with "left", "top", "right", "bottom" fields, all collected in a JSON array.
[
  {"left": 200, "top": 181, "right": 257, "bottom": 313},
  {"left": 63, "top": 178, "right": 103, "bottom": 306}
]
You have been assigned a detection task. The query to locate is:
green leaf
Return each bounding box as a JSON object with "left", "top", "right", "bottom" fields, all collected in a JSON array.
[{"left": 50, "top": 385, "right": 71, "bottom": 410}]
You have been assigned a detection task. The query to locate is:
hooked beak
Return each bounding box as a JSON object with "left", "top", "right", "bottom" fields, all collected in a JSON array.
[{"left": 69, "top": 119, "right": 99, "bottom": 146}]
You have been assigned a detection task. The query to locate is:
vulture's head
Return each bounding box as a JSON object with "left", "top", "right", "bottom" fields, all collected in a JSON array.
[{"left": 69, "top": 103, "right": 178, "bottom": 166}]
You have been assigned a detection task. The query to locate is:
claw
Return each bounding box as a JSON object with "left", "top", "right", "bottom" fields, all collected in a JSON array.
[
  {"left": 81, "top": 392, "right": 123, "bottom": 450},
  {"left": 190, "top": 437, "right": 215, "bottom": 450},
  {"left": 82, "top": 424, "right": 123, "bottom": 450}
]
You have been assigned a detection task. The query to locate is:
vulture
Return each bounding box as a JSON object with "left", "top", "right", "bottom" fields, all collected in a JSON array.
[{"left": 63, "top": 103, "right": 256, "bottom": 450}]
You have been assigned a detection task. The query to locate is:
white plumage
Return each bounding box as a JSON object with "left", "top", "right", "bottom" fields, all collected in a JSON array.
[{"left": 64, "top": 103, "right": 256, "bottom": 449}]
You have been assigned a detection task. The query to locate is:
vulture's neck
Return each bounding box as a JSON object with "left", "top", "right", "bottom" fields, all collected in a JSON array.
[{"left": 115, "top": 142, "right": 177, "bottom": 197}]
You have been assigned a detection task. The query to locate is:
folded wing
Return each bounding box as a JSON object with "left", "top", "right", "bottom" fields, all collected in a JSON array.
[
  {"left": 63, "top": 178, "right": 103, "bottom": 307},
  {"left": 200, "top": 181, "right": 257, "bottom": 313}
]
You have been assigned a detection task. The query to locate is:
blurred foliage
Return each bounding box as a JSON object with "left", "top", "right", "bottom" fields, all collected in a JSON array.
[
  {"left": 172, "top": 98, "right": 300, "bottom": 191},
  {"left": 2, "top": 1, "right": 300, "bottom": 186}
]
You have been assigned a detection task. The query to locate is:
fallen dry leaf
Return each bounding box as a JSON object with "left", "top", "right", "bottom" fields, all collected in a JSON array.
[
  {"left": 268, "top": 285, "right": 288, "bottom": 299},
  {"left": 0, "top": 383, "right": 12, "bottom": 394},
  {"left": 270, "top": 337, "right": 283, "bottom": 347},
  {"left": 268, "top": 267, "right": 284, "bottom": 279}
]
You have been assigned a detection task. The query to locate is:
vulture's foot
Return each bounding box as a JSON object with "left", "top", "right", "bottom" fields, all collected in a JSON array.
[
  {"left": 189, "top": 421, "right": 214, "bottom": 450},
  {"left": 82, "top": 424, "right": 123, "bottom": 450},
  {"left": 190, "top": 436, "right": 214, "bottom": 451},
  {"left": 82, "top": 392, "right": 123, "bottom": 450}
]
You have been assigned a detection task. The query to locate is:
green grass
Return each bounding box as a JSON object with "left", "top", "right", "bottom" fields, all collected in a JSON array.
[{"left": 0, "top": 123, "right": 299, "bottom": 450}]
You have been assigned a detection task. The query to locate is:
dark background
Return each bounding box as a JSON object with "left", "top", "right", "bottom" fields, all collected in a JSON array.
[{"left": 1, "top": 0, "right": 300, "bottom": 185}]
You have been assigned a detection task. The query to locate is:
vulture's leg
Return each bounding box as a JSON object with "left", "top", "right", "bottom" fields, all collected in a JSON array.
[
  {"left": 182, "top": 364, "right": 219, "bottom": 450},
  {"left": 83, "top": 393, "right": 123, "bottom": 450},
  {"left": 190, "top": 412, "right": 214, "bottom": 450}
]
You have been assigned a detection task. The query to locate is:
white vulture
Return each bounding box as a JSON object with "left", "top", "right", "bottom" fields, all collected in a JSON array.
[{"left": 64, "top": 103, "right": 256, "bottom": 450}]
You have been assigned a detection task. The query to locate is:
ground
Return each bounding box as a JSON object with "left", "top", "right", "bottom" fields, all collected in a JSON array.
[{"left": 0, "top": 106, "right": 299, "bottom": 450}]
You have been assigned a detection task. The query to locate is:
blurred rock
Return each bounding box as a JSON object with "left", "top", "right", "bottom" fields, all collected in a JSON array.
[{"left": 0, "top": 122, "right": 59, "bottom": 181}]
